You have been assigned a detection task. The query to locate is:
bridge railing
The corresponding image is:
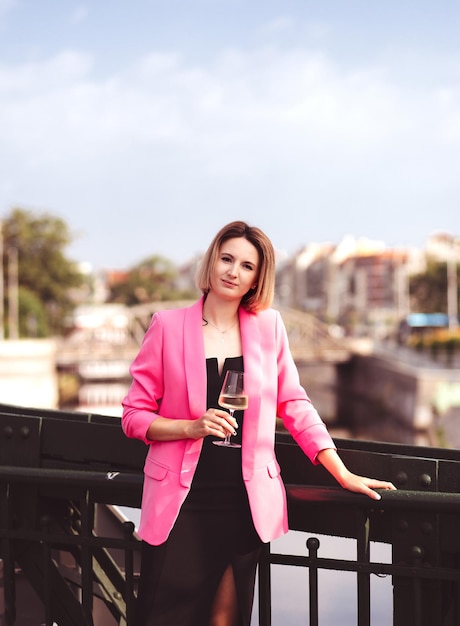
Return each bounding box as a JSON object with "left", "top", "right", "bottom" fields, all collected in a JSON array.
[{"left": 1, "top": 404, "right": 460, "bottom": 626}]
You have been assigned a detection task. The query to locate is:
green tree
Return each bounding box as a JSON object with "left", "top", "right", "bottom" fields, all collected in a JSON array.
[
  {"left": 1, "top": 207, "right": 84, "bottom": 336},
  {"left": 409, "top": 259, "right": 459, "bottom": 313},
  {"left": 108, "top": 255, "right": 195, "bottom": 305},
  {"left": 17, "top": 287, "right": 49, "bottom": 337}
]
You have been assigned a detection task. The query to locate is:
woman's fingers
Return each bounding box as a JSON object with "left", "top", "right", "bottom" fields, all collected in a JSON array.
[
  {"left": 342, "top": 474, "right": 397, "bottom": 500},
  {"left": 200, "top": 409, "right": 237, "bottom": 437},
  {"left": 364, "top": 478, "right": 397, "bottom": 491}
]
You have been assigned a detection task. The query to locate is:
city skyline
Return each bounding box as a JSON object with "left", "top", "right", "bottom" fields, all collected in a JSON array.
[
  {"left": 100, "top": 229, "right": 456, "bottom": 272},
  {"left": 0, "top": 1, "right": 459, "bottom": 270}
]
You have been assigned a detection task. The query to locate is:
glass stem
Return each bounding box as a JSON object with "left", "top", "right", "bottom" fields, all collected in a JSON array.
[{"left": 224, "top": 409, "right": 235, "bottom": 444}]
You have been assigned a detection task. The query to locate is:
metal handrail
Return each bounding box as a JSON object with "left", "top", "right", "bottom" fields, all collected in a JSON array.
[
  {"left": 1, "top": 467, "right": 460, "bottom": 625},
  {"left": 287, "top": 484, "right": 460, "bottom": 513},
  {"left": 2, "top": 463, "right": 460, "bottom": 513},
  {"left": 2, "top": 404, "right": 460, "bottom": 625}
]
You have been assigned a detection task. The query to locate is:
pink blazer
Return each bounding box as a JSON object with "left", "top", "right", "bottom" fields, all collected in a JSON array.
[{"left": 122, "top": 298, "right": 335, "bottom": 546}]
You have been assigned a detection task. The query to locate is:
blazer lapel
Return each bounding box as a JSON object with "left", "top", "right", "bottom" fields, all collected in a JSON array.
[
  {"left": 184, "top": 297, "right": 207, "bottom": 419},
  {"left": 180, "top": 298, "right": 207, "bottom": 486},
  {"left": 240, "top": 308, "right": 263, "bottom": 477}
]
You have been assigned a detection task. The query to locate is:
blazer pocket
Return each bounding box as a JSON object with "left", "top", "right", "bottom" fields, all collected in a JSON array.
[
  {"left": 267, "top": 459, "right": 281, "bottom": 478},
  {"left": 144, "top": 457, "right": 169, "bottom": 481}
]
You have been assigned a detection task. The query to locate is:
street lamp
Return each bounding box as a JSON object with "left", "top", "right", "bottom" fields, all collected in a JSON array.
[
  {"left": 447, "top": 238, "right": 459, "bottom": 331},
  {"left": 8, "top": 246, "right": 19, "bottom": 339},
  {"left": 0, "top": 221, "right": 4, "bottom": 340}
]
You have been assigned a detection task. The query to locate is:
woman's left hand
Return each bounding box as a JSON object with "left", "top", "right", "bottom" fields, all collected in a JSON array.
[
  {"left": 317, "top": 448, "right": 396, "bottom": 501},
  {"left": 338, "top": 471, "right": 396, "bottom": 501}
]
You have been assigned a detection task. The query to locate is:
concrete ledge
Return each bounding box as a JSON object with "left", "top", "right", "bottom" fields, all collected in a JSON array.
[{"left": 0, "top": 339, "right": 58, "bottom": 409}]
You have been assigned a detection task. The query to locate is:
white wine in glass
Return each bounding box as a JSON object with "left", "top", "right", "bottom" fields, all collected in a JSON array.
[{"left": 213, "top": 370, "right": 248, "bottom": 448}]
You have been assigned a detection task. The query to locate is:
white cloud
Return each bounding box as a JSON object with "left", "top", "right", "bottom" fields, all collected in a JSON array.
[
  {"left": 259, "top": 16, "right": 332, "bottom": 43},
  {"left": 0, "top": 0, "right": 16, "bottom": 19},
  {"left": 70, "top": 5, "right": 89, "bottom": 25},
  {"left": 0, "top": 43, "right": 458, "bottom": 267},
  {"left": 259, "top": 16, "right": 295, "bottom": 36},
  {"left": 0, "top": 50, "right": 92, "bottom": 93}
]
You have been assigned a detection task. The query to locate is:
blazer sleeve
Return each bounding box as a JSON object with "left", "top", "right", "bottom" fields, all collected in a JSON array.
[
  {"left": 121, "top": 312, "right": 165, "bottom": 444},
  {"left": 274, "top": 311, "right": 336, "bottom": 464}
]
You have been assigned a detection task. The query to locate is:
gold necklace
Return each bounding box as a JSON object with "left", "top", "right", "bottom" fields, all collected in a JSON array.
[{"left": 202, "top": 316, "right": 238, "bottom": 342}]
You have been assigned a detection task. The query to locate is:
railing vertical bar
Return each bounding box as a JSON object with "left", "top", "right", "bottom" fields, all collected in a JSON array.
[
  {"left": 412, "top": 548, "right": 423, "bottom": 626},
  {"left": 123, "top": 521, "right": 136, "bottom": 625},
  {"left": 41, "top": 529, "right": 53, "bottom": 626},
  {"left": 0, "top": 484, "right": 16, "bottom": 626},
  {"left": 80, "top": 492, "right": 94, "bottom": 625},
  {"left": 1, "top": 545, "right": 16, "bottom": 626},
  {"left": 413, "top": 577, "right": 422, "bottom": 625},
  {"left": 456, "top": 581, "right": 460, "bottom": 625},
  {"left": 258, "top": 542, "right": 272, "bottom": 626},
  {"left": 356, "top": 513, "right": 371, "bottom": 626},
  {"left": 307, "top": 537, "right": 319, "bottom": 626}
]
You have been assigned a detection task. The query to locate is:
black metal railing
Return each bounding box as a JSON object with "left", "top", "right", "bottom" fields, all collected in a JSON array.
[{"left": 1, "top": 403, "right": 460, "bottom": 626}]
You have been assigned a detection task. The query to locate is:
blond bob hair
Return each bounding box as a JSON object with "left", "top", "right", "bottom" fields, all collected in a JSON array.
[{"left": 196, "top": 221, "right": 275, "bottom": 312}]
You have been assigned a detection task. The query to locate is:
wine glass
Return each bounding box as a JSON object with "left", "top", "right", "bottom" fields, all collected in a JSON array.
[{"left": 213, "top": 370, "right": 248, "bottom": 448}]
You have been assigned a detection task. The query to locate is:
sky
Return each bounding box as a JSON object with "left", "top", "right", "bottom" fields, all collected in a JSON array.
[{"left": 0, "top": 0, "right": 459, "bottom": 271}]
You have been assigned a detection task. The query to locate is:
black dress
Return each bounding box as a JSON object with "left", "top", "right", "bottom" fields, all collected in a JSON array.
[{"left": 134, "top": 356, "right": 263, "bottom": 626}]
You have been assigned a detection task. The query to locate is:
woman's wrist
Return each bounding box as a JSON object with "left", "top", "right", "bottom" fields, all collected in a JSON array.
[
  {"left": 316, "top": 448, "right": 351, "bottom": 486},
  {"left": 147, "top": 417, "right": 191, "bottom": 441}
]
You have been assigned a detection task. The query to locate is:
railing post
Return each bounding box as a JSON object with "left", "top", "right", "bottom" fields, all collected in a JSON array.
[
  {"left": 80, "top": 492, "right": 95, "bottom": 625},
  {"left": 411, "top": 546, "right": 423, "bottom": 626},
  {"left": 455, "top": 580, "right": 460, "bottom": 625},
  {"left": 390, "top": 455, "right": 444, "bottom": 626},
  {"left": 40, "top": 514, "right": 53, "bottom": 626},
  {"left": 258, "top": 542, "right": 271, "bottom": 626},
  {"left": 356, "top": 513, "right": 371, "bottom": 626},
  {"left": 123, "top": 521, "right": 137, "bottom": 626},
  {"left": 0, "top": 483, "right": 16, "bottom": 626},
  {"left": 306, "top": 537, "right": 319, "bottom": 626},
  {"left": 0, "top": 412, "right": 41, "bottom": 626}
]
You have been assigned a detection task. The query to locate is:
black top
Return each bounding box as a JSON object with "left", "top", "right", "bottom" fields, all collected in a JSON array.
[{"left": 186, "top": 356, "right": 246, "bottom": 510}]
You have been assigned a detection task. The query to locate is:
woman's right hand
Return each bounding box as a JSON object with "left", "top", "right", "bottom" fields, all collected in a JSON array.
[{"left": 187, "top": 408, "right": 238, "bottom": 440}]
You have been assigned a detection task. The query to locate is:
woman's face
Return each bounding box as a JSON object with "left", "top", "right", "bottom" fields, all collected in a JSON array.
[{"left": 210, "top": 237, "right": 260, "bottom": 302}]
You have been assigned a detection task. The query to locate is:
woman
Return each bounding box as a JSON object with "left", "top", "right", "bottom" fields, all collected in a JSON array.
[{"left": 122, "top": 220, "right": 395, "bottom": 626}]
